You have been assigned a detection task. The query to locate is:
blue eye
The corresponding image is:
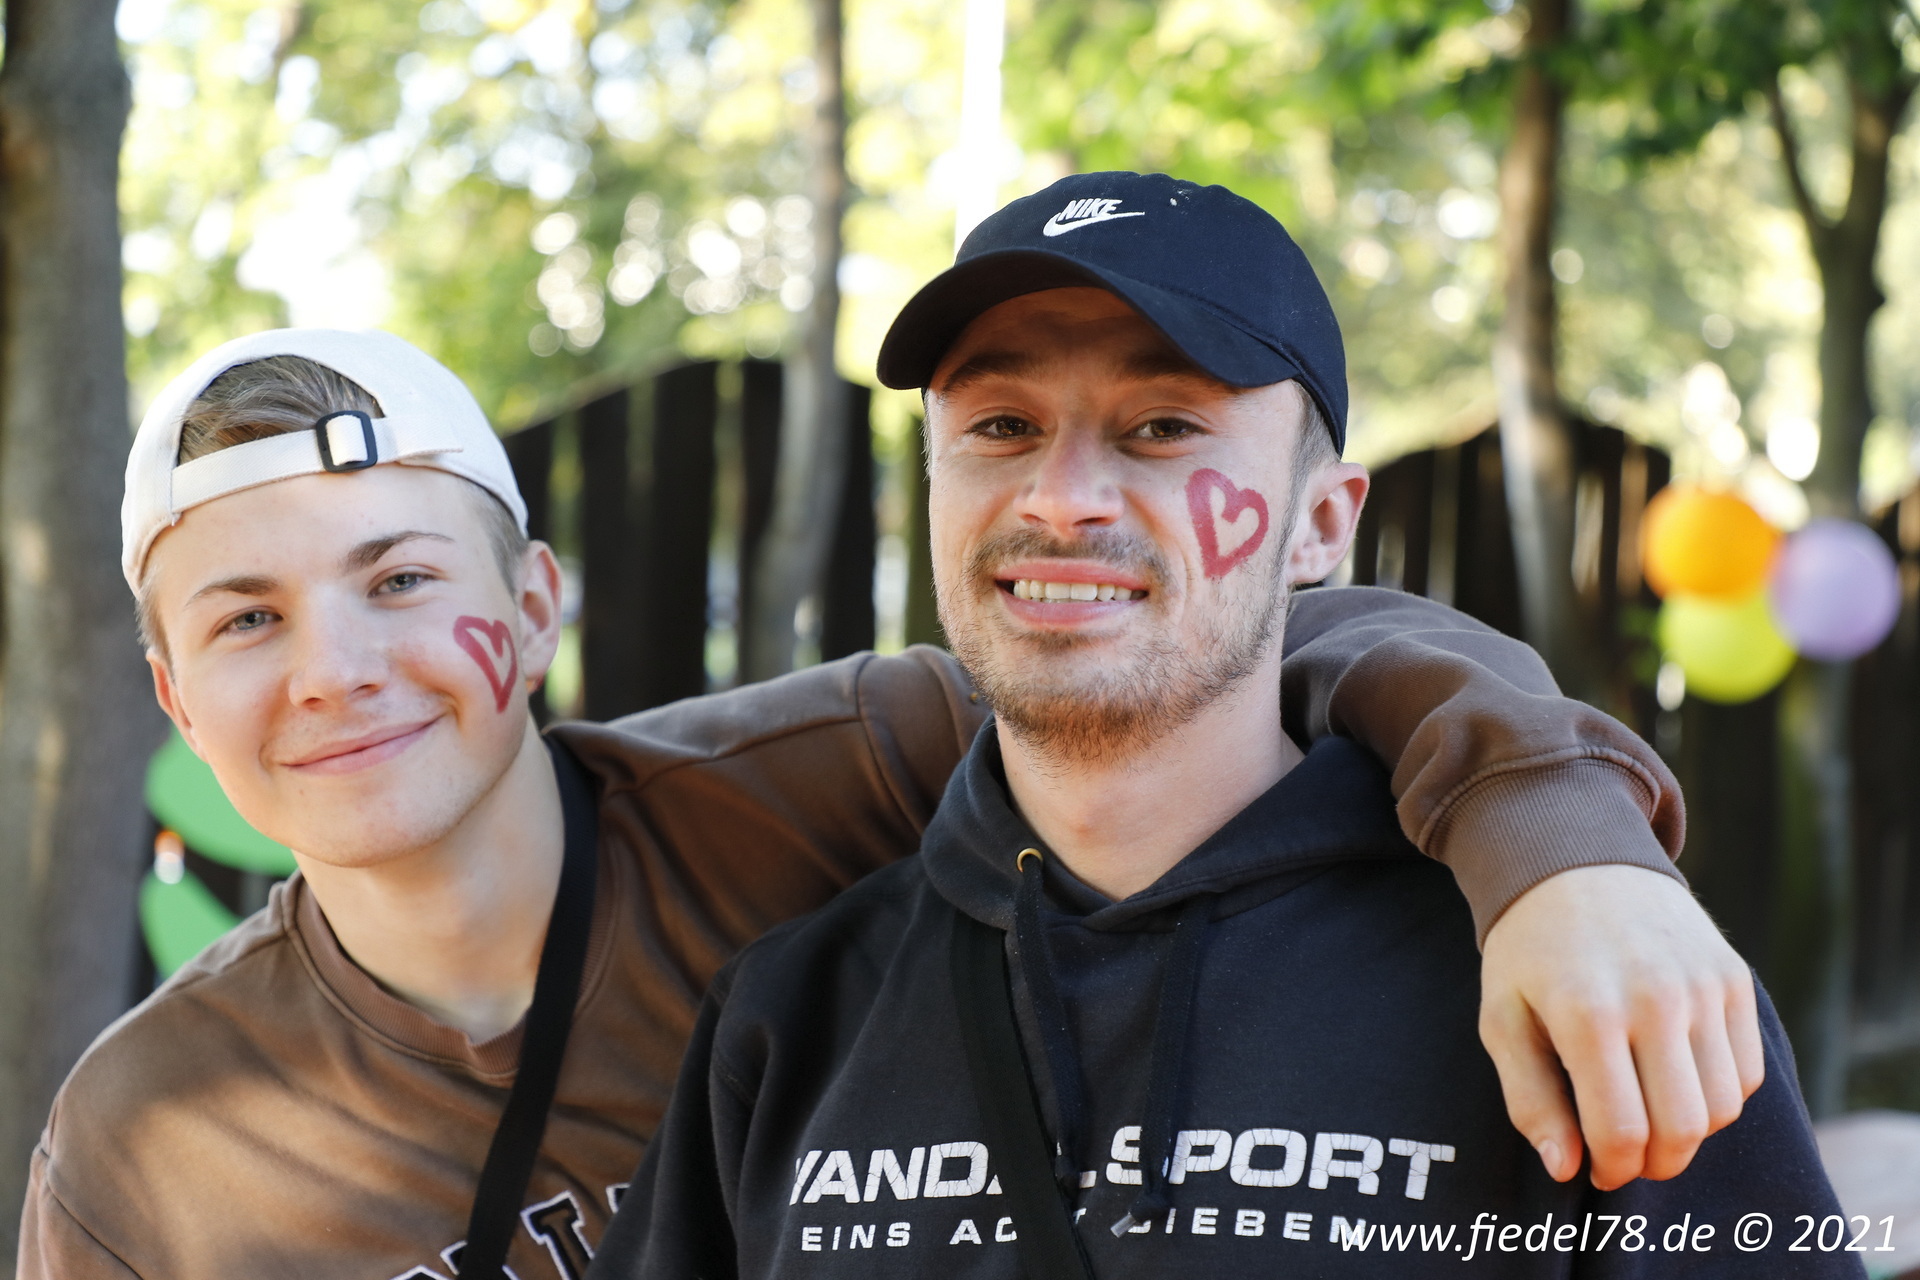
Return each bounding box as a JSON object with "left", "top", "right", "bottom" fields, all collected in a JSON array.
[
  {"left": 377, "top": 572, "right": 425, "bottom": 594},
  {"left": 230, "top": 610, "right": 272, "bottom": 632}
]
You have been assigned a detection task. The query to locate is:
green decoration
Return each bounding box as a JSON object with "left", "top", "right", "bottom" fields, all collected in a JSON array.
[
  {"left": 140, "top": 869, "right": 241, "bottom": 979},
  {"left": 145, "top": 730, "right": 296, "bottom": 876}
]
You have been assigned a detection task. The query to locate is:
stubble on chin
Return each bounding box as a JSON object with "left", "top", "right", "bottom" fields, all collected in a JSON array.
[{"left": 939, "top": 528, "right": 1285, "bottom": 773}]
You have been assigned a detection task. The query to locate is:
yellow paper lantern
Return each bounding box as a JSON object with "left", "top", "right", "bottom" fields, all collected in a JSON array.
[
  {"left": 1641, "top": 484, "right": 1780, "bottom": 600},
  {"left": 1657, "top": 591, "right": 1797, "bottom": 704}
]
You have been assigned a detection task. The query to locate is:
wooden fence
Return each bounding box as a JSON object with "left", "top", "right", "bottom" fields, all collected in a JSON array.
[{"left": 500, "top": 359, "right": 889, "bottom": 722}]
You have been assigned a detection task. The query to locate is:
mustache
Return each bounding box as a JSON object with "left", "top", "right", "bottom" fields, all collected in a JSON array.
[{"left": 965, "top": 526, "right": 1173, "bottom": 590}]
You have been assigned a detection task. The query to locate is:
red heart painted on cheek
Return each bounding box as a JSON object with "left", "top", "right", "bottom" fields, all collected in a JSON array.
[
  {"left": 1186, "top": 468, "right": 1271, "bottom": 579},
  {"left": 453, "top": 616, "right": 520, "bottom": 713}
]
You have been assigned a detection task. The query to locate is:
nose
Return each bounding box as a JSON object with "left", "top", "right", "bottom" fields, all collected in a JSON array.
[
  {"left": 283, "top": 599, "right": 388, "bottom": 708},
  {"left": 1014, "top": 427, "right": 1124, "bottom": 538}
]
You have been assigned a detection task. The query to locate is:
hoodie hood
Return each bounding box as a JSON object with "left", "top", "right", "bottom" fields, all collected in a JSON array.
[
  {"left": 920, "top": 722, "right": 1419, "bottom": 932},
  {"left": 918, "top": 721, "right": 1429, "bottom": 1234}
]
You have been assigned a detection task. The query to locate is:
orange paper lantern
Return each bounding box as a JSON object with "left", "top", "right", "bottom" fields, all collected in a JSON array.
[{"left": 1640, "top": 484, "right": 1779, "bottom": 600}]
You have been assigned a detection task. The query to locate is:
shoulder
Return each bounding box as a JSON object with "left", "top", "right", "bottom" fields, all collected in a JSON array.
[
  {"left": 696, "top": 858, "right": 941, "bottom": 1086},
  {"left": 555, "top": 651, "right": 984, "bottom": 880},
  {"left": 19, "top": 1141, "right": 141, "bottom": 1280},
  {"left": 725, "top": 856, "right": 937, "bottom": 995},
  {"left": 37, "top": 879, "right": 313, "bottom": 1193},
  {"left": 551, "top": 647, "right": 977, "bottom": 794},
  {"left": 1595, "top": 985, "right": 1852, "bottom": 1258},
  {"left": 1283, "top": 585, "right": 1501, "bottom": 649}
]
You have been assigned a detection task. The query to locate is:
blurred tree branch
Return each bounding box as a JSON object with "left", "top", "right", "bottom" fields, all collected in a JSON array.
[{"left": 1763, "top": 75, "right": 1832, "bottom": 245}]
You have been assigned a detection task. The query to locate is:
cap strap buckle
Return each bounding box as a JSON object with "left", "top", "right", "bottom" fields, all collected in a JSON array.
[
  {"left": 316, "top": 410, "right": 378, "bottom": 472},
  {"left": 167, "top": 410, "right": 468, "bottom": 515}
]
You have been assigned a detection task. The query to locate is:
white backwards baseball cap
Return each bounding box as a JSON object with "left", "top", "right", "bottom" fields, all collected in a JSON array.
[{"left": 121, "top": 328, "right": 528, "bottom": 591}]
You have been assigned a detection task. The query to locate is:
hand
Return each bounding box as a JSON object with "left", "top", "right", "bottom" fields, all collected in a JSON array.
[{"left": 1479, "top": 864, "right": 1764, "bottom": 1191}]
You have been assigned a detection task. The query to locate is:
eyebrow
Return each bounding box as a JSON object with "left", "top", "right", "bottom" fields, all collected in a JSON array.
[
  {"left": 341, "top": 530, "right": 452, "bottom": 573},
  {"left": 934, "top": 343, "right": 1236, "bottom": 397},
  {"left": 186, "top": 574, "right": 278, "bottom": 606},
  {"left": 935, "top": 349, "right": 1039, "bottom": 396},
  {"left": 1116, "top": 345, "right": 1232, "bottom": 388},
  {"left": 181, "top": 531, "right": 452, "bottom": 607}
]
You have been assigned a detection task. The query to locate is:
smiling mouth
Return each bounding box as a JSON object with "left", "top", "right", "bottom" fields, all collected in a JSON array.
[
  {"left": 284, "top": 717, "right": 439, "bottom": 770},
  {"left": 1003, "top": 578, "right": 1146, "bottom": 602}
]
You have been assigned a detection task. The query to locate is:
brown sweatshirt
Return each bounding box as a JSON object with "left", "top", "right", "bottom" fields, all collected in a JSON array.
[{"left": 18, "top": 588, "right": 1683, "bottom": 1280}]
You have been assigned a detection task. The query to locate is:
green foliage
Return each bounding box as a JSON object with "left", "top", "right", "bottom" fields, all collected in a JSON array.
[
  {"left": 996, "top": 1, "right": 1770, "bottom": 463},
  {"left": 121, "top": 0, "right": 820, "bottom": 425},
  {"left": 116, "top": 0, "right": 1915, "bottom": 480},
  {"left": 1585, "top": 0, "right": 1916, "bottom": 163}
]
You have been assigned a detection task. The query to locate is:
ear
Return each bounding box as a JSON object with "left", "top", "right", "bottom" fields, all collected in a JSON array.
[
  {"left": 513, "top": 541, "right": 565, "bottom": 690},
  {"left": 1285, "top": 462, "right": 1369, "bottom": 587},
  {"left": 148, "top": 649, "right": 204, "bottom": 757}
]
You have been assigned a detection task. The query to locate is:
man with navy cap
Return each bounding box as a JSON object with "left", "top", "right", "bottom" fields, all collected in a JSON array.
[{"left": 590, "top": 174, "right": 1852, "bottom": 1278}]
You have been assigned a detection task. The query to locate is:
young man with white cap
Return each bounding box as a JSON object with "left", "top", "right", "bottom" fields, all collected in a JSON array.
[
  {"left": 592, "top": 173, "right": 1847, "bottom": 1278},
  {"left": 21, "top": 306, "right": 1749, "bottom": 1279}
]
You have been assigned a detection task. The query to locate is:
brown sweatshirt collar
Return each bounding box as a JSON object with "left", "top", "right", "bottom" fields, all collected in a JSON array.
[{"left": 285, "top": 834, "right": 620, "bottom": 1081}]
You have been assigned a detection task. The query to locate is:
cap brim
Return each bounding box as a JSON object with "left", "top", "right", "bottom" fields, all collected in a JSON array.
[{"left": 876, "top": 249, "right": 1302, "bottom": 392}]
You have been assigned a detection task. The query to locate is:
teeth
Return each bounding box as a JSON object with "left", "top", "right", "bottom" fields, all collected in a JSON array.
[{"left": 1010, "top": 579, "right": 1141, "bottom": 602}]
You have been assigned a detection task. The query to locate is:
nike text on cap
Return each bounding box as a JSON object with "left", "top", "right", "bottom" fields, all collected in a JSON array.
[
  {"left": 121, "top": 328, "right": 529, "bottom": 591},
  {"left": 876, "top": 171, "right": 1348, "bottom": 454}
]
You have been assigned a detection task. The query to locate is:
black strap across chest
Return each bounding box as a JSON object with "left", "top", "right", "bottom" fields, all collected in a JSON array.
[
  {"left": 949, "top": 908, "right": 1096, "bottom": 1280},
  {"left": 458, "top": 739, "right": 600, "bottom": 1280}
]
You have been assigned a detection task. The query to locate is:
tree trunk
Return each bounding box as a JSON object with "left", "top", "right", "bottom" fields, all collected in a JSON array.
[
  {"left": 0, "top": 0, "right": 158, "bottom": 1258},
  {"left": 1766, "top": 66, "right": 1912, "bottom": 1116},
  {"left": 1802, "top": 86, "right": 1901, "bottom": 520},
  {"left": 1494, "top": 0, "right": 1593, "bottom": 696},
  {"left": 743, "top": 0, "right": 848, "bottom": 681}
]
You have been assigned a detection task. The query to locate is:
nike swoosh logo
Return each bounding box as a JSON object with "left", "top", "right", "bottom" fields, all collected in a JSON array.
[{"left": 1042, "top": 209, "right": 1147, "bottom": 237}]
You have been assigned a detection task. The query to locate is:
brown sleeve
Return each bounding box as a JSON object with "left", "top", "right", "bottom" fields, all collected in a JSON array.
[
  {"left": 18, "top": 1142, "right": 141, "bottom": 1280},
  {"left": 1281, "top": 586, "right": 1685, "bottom": 943},
  {"left": 551, "top": 648, "right": 988, "bottom": 977},
  {"left": 563, "top": 645, "right": 985, "bottom": 836}
]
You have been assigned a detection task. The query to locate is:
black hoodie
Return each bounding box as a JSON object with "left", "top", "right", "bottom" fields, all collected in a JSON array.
[{"left": 593, "top": 727, "right": 1860, "bottom": 1278}]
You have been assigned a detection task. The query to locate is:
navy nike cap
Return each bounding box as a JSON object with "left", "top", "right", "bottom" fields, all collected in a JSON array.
[{"left": 876, "top": 171, "right": 1347, "bottom": 452}]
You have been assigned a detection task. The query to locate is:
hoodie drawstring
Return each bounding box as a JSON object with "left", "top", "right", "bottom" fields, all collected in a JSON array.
[
  {"left": 1013, "top": 850, "right": 1090, "bottom": 1187},
  {"left": 1009, "top": 849, "right": 1217, "bottom": 1236},
  {"left": 1111, "top": 893, "right": 1214, "bottom": 1236}
]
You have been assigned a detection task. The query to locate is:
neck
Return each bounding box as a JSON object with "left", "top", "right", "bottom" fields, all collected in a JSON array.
[
  {"left": 998, "top": 646, "right": 1300, "bottom": 901},
  {"left": 295, "top": 720, "right": 565, "bottom": 1041}
]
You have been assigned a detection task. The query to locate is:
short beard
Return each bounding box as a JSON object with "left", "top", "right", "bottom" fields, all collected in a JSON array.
[{"left": 939, "top": 524, "right": 1287, "bottom": 773}]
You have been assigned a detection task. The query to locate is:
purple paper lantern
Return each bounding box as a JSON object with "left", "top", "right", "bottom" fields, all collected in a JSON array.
[{"left": 1768, "top": 518, "right": 1903, "bottom": 661}]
